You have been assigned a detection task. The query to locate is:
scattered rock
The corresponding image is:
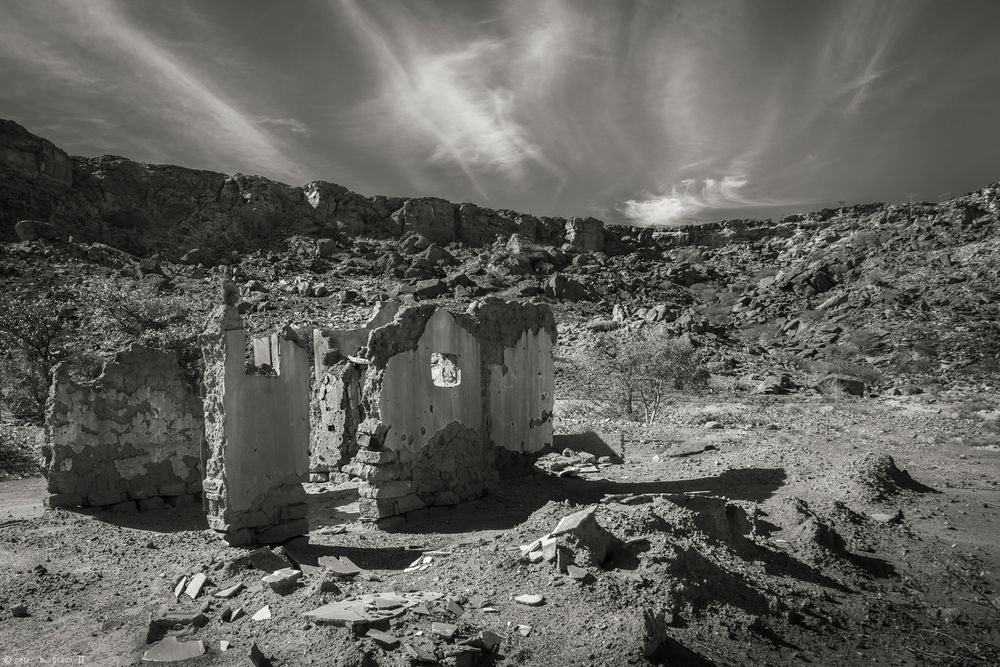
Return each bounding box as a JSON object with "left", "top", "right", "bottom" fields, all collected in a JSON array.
[
  {"left": 141, "top": 636, "right": 206, "bottom": 662},
  {"left": 514, "top": 594, "right": 545, "bottom": 607}
]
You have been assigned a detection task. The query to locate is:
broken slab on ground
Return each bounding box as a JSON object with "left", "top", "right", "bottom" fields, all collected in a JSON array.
[{"left": 201, "top": 294, "right": 310, "bottom": 546}]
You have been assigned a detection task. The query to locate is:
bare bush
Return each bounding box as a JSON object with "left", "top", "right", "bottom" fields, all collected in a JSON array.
[
  {"left": 579, "top": 332, "right": 710, "bottom": 425},
  {"left": 0, "top": 295, "right": 70, "bottom": 420}
]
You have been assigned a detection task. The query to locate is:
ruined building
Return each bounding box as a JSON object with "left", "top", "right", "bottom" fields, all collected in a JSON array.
[
  {"left": 40, "top": 291, "right": 557, "bottom": 544},
  {"left": 315, "top": 298, "right": 556, "bottom": 528}
]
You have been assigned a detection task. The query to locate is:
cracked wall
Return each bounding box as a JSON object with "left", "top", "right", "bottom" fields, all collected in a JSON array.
[
  {"left": 43, "top": 345, "right": 204, "bottom": 511},
  {"left": 310, "top": 301, "right": 400, "bottom": 481},
  {"left": 350, "top": 298, "right": 556, "bottom": 528},
  {"left": 201, "top": 305, "right": 310, "bottom": 546}
]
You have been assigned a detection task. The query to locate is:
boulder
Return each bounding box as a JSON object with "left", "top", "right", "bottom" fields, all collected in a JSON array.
[
  {"left": 395, "top": 198, "right": 457, "bottom": 245},
  {"left": 545, "top": 273, "right": 590, "bottom": 302},
  {"left": 14, "top": 220, "right": 60, "bottom": 242},
  {"left": 565, "top": 217, "right": 605, "bottom": 252}
]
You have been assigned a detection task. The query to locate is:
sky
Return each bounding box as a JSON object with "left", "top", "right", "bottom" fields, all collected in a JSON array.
[{"left": 2, "top": 0, "right": 999, "bottom": 226}]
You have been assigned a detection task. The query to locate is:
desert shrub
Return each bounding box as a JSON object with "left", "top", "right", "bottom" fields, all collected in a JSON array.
[
  {"left": 807, "top": 358, "right": 885, "bottom": 387},
  {"left": 578, "top": 332, "right": 710, "bottom": 424},
  {"left": 738, "top": 322, "right": 782, "bottom": 349},
  {"left": 87, "top": 281, "right": 185, "bottom": 339},
  {"left": 0, "top": 295, "right": 71, "bottom": 420},
  {"left": 85, "top": 281, "right": 203, "bottom": 390}
]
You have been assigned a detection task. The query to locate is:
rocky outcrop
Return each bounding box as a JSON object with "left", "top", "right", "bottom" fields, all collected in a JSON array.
[{"left": 0, "top": 119, "right": 607, "bottom": 254}]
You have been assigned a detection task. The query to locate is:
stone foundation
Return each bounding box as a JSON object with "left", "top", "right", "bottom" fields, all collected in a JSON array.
[{"left": 42, "top": 345, "right": 204, "bottom": 510}]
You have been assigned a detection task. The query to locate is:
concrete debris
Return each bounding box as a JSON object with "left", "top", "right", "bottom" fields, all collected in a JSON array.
[
  {"left": 146, "top": 609, "right": 208, "bottom": 643},
  {"left": 319, "top": 555, "right": 362, "bottom": 579},
  {"left": 213, "top": 582, "right": 244, "bottom": 598},
  {"left": 516, "top": 624, "right": 532, "bottom": 636},
  {"left": 262, "top": 567, "right": 302, "bottom": 593},
  {"left": 141, "top": 636, "right": 206, "bottom": 662},
  {"left": 567, "top": 565, "right": 590, "bottom": 581},
  {"left": 251, "top": 605, "right": 271, "bottom": 621},
  {"left": 221, "top": 606, "right": 244, "bottom": 623},
  {"left": 304, "top": 591, "right": 444, "bottom": 628},
  {"left": 173, "top": 576, "right": 186, "bottom": 600},
  {"left": 461, "top": 630, "right": 502, "bottom": 653},
  {"left": 366, "top": 628, "right": 401, "bottom": 649},
  {"left": 514, "top": 594, "right": 545, "bottom": 606},
  {"left": 405, "top": 555, "right": 435, "bottom": 572},
  {"left": 183, "top": 573, "right": 207, "bottom": 599},
  {"left": 403, "top": 642, "right": 438, "bottom": 663},
  {"left": 249, "top": 642, "right": 274, "bottom": 667},
  {"left": 431, "top": 622, "right": 458, "bottom": 639},
  {"left": 219, "top": 640, "right": 230, "bottom": 652}
]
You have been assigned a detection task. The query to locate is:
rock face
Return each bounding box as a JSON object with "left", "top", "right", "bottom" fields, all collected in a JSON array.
[
  {"left": 394, "top": 197, "right": 457, "bottom": 245},
  {"left": 0, "top": 119, "right": 611, "bottom": 253}
]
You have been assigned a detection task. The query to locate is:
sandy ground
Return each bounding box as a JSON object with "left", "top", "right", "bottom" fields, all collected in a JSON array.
[{"left": 0, "top": 394, "right": 998, "bottom": 666}]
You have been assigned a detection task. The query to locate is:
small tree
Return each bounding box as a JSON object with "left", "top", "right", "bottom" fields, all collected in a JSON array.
[
  {"left": 585, "top": 332, "right": 710, "bottom": 425},
  {"left": 0, "top": 295, "right": 70, "bottom": 420}
]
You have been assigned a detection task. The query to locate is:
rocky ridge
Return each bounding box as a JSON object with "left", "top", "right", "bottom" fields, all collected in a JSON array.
[{"left": 2, "top": 118, "right": 999, "bottom": 392}]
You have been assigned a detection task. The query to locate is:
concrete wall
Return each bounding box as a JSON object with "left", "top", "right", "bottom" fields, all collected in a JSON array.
[
  {"left": 350, "top": 298, "right": 556, "bottom": 528},
  {"left": 202, "top": 306, "right": 310, "bottom": 546},
  {"left": 43, "top": 345, "right": 204, "bottom": 511},
  {"left": 488, "top": 327, "right": 555, "bottom": 454},
  {"left": 378, "top": 308, "right": 483, "bottom": 451}
]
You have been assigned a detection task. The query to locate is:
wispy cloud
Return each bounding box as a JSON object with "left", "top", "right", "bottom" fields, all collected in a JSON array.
[
  {"left": 619, "top": 176, "right": 767, "bottom": 226},
  {"left": 0, "top": 0, "right": 304, "bottom": 180},
  {"left": 253, "top": 117, "right": 311, "bottom": 136},
  {"left": 337, "top": 0, "right": 553, "bottom": 196}
]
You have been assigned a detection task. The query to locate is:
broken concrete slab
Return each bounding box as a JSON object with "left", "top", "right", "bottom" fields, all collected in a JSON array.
[
  {"left": 183, "top": 573, "right": 207, "bottom": 599},
  {"left": 318, "top": 555, "right": 361, "bottom": 579},
  {"left": 146, "top": 609, "right": 208, "bottom": 643},
  {"left": 515, "top": 594, "right": 545, "bottom": 606},
  {"left": 461, "top": 630, "right": 502, "bottom": 653},
  {"left": 567, "top": 565, "right": 590, "bottom": 581},
  {"left": 366, "top": 628, "right": 401, "bottom": 649},
  {"left": 262, "top": 567, "right": 302, "bottom": 593},
  {"left": 173, "top": 576, "right": 187, "bottom": 600},
  {"left": 213, "top": 582, "right": 244, "bottom": 598},
  {"left": 141, "top": 636, "right": 206, "bottom": 662},
  {"left": 432, "top": 621, "right": 458, "bottom": 639},
  {"left": 251, "top": 605, "right": 271, "bottom": 621},
  {"left": 403, "top": 642, "right": 438, "bottom": 663},
  {"left": 221, "top": 606, "right": 245, "bottom": 623}
]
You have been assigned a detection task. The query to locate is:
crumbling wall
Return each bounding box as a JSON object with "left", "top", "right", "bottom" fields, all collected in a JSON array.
[
  {"left": 201, "top": 305, "right": 310, "bottom": 546},
  {"left": 351, "top": 298, "right": 556, "bottom": 527},
  {"left": 43, "top": 345, "right": 203, "bottom": 511},
  {"left": 488, "top": 327, "right": 555, "bottom": 454},
  {"left": 311, "top": 360, "right": 361, "bottom": 478},
  {"left": 310, "top": 301, "right": 400, "bottom": 480}
]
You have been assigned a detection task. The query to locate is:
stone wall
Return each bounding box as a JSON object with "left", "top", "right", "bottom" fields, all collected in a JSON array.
[
  {"left": 349, "top": 298, "right": 556, "bottom": 528},
  {"left": 201, "top": 305, "right": 310, "bottom": 546},
  {"left": 43, "top": 345, "right": 204, "bottom": 511},
  {"left": 310, "top": 301, "right": 400, "bottom": 480}
]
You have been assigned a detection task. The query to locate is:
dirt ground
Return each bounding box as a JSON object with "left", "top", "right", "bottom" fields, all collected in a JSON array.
[{"left": 1, "top": 394, "right": 998, "bottom": 667}]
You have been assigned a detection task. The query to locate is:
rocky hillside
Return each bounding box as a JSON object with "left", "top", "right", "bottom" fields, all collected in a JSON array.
[{"left": 2, "top": 118, "right": 999, "bottom": 393}]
